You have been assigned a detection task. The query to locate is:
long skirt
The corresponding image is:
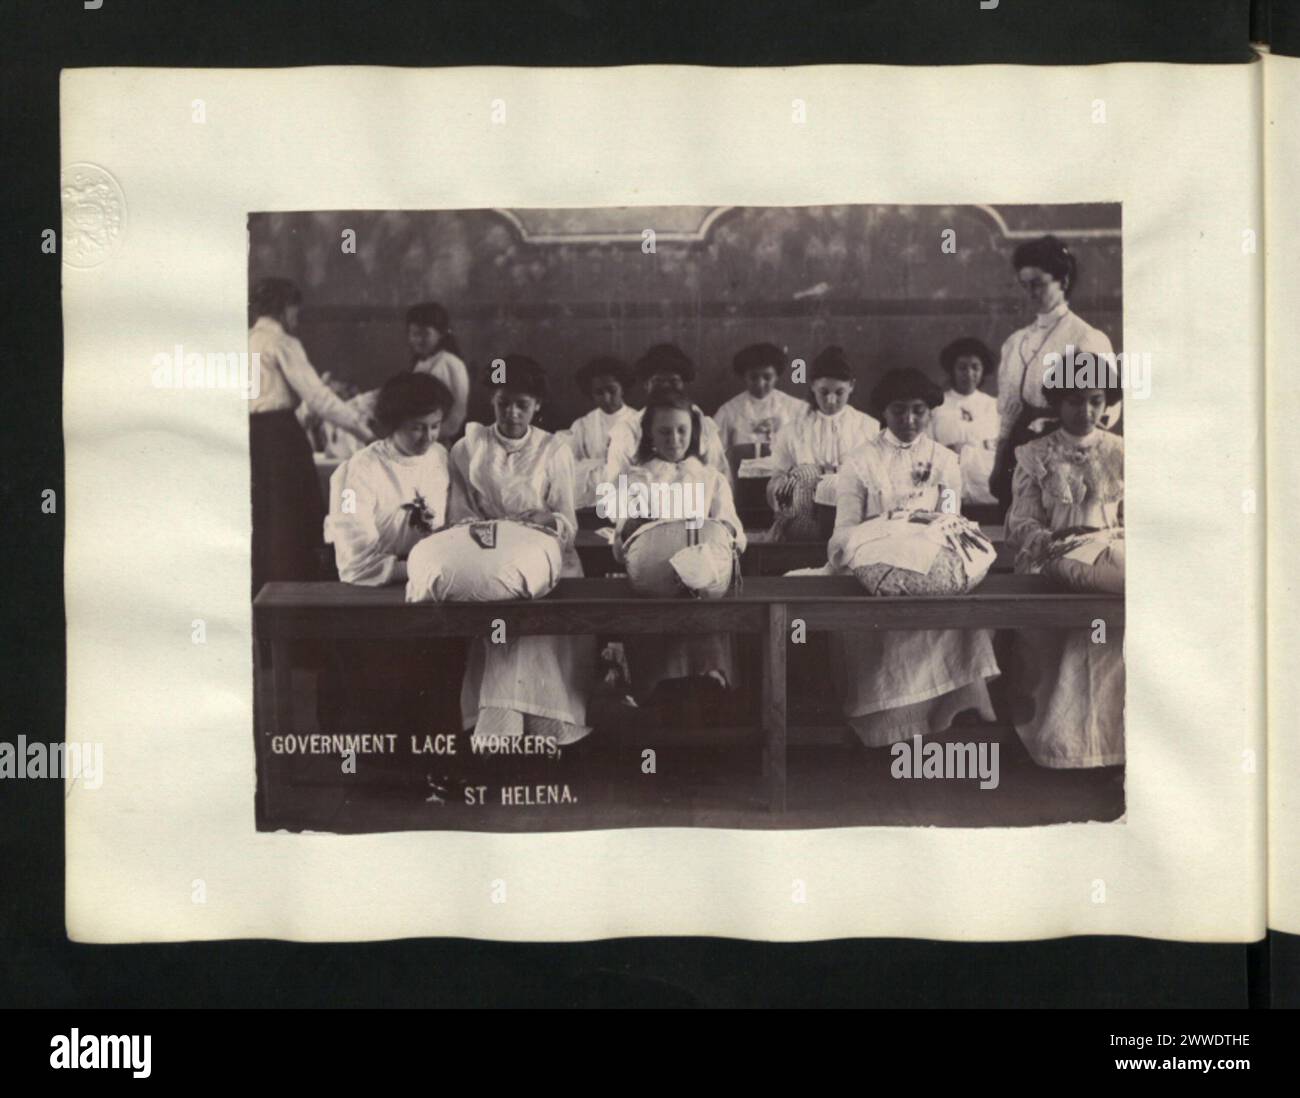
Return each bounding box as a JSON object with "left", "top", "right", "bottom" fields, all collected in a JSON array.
[
  {"left": 250, "top": 410, "right": 325, "bottom": 597},
  {"left": 459, "top": 546, "right": 595, "bottom": 746},
  {"left": 831, "top": 628, "right": 999, "bottom": 747},
  {"left": 1012, "top": 627, "right": 1125, "bottom": 767}
]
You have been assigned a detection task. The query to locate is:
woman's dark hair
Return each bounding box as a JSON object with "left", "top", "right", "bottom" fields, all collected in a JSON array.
[
  {"left": 374, "top": 372, "right": 454, "bottom": 437},
  {"left": 404, "top": 301, "right": 462, "bottom": 357},
  {"left": 868, "top": 367, "right": 944, "bottom": 420},
  {"left": 250, "top": 277, "right": 302, "bottom": 323},
  {"left": 484, "top": 354, "right": 548, "bottom": 401},
  {"left": 575, "top": 355, "right": 633, "bottom": 396},
  {"left": 805, "top": 345, "right": 855, "bottom": 406},
  {"left": 634, "top": 342, "right": 696, "bottom": 385},
  {"left": 1011, "top": 234, "right": 1077, "bottom": 297},
  {"left": 732, "top": 342, "right": 787, "bottom": 377},
  {"left": 635, "top": 389, "right": 703, "bottom": 465},
  {"left": 939, "top": 336, "right": 995, "bottom": 376},
  {"left": 1042, "top": 356, "right": 1123, "bottom": 409}
]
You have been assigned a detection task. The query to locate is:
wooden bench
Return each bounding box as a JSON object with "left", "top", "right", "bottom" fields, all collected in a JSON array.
[{"left": 254, "top": 574, "right": 1121, "bottom": 817}]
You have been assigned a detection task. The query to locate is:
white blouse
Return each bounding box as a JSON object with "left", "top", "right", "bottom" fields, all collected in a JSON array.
[
  {"left": 1006, "top": 428, "right": 1124, "bottom": 572},
  {"left": 412, "top": 349, "right": 471, "bottom": 440},
  {"left": 995, "top": 302, "right": 1120, "bottom": 440},
  {"left": 712, "top": 389, "right": 808, "bottom": 451},
  {"left": 325, "top": 439, "right": 450, "bottom": 586},
  {"left": 930, "top": 388, "right": 1000, "bottom": 451},
  {"left": 604, "top": 406, "right": 731, "bottom": 483},
  {"left": 560, "top": 405, "right": 642, "bottom": 508},
  {"left": 248, "top": 316, "right": 370, "bottom": 438},
  {"left": 829, "top": 430, "right": 962, "bottom": 567},
  {"left": 448, "top": 422, "right": 579, "bottom": 563},
  {"left": 769, "top": 405, "right": 880, "bottom": 473},
  {"left": 612, "top": 457, "right": 748, "bottom": 554}
]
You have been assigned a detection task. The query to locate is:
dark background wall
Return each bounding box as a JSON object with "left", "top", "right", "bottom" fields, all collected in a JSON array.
[{"left": 248, "top": 204, "right": 1121, "bottom": 431}]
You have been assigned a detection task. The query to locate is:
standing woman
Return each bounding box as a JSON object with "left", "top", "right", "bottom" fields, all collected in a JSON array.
[
  {"left": 248, "top": 277, "right": 374, "bottom": 596},
  {"left": 988, "top": 235, "right": 1120, "bottom": 511},
  {"left": 447, "top": 356, "right": 594, "bottom": 745}
]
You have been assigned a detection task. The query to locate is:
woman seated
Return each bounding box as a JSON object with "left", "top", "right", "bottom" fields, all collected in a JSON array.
[
  {"left": 321, "top": 372, "right": 461, "bottom": 739},
  {"left": 448, "top": 356, "right": 595, "bottom": 746},
  {"left": 766, "top": 345, "right": 879, "bottom": 541},
  {"left": 929, "top": 337, "right": 1001, "bottom": 506},
  {"left": 613, "top": 390, "right": 747, "bottom": 708},
  {"left": 1005, "top": 377, "right": 1125, "bottom": 769},
  {"left": 827, "top": 367, "right": 999, "bottom": 747}
]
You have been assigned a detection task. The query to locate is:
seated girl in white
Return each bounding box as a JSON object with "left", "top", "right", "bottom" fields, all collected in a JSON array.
[
  {"left": 613, "top": 391, "right": 747, "bottom": 704},
  {"left": 929, "top": 337, "right": 1001, "bottom": 506},
  {"left": 1006, "top": 381, "right": 1124, "bottom": 769},
  {"left": 560, "top": 355, "right": 641, "bottom": 510},
  {"left": 827, "top": 368, "right": 999, "bottom": 747},
  {"left": 448, "top": 356, "right": 594, "bottom": 746},
  {"left": 712, "top": 342, "right": 806, "bottom": 464},
  {"left": 325, "top": 372, "right": 453, "bottom": 585},
  {"left": 604, "top": 343, "right": 730, "bottom": 484},
  {"left": 767, "top": 345, "right": 880, "bottom": 540}
]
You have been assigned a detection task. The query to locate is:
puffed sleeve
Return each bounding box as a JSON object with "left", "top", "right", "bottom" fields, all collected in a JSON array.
[
  {"left": 446, "top": 439, "right": 483, "bottom": 525},
  {"left": 995, "top": 332, "right": 1021, "bottom": 443},
  {"left": 422, "top": 352, "right": 471, "bottom": 439},
  {"left": 543, "top": 438, "right": 579, "bottom": 548},
  {"left": 603, "top": 419, "right": 638, "bottom": 484},
  {"left": 934, "top": 444, "right": 964, "bottom": 517},
  {"left": 1005, "top": 451, "right": 1055, "bottom": 572},
  {"left": 708, "top": 470, "right": 747, "bottom": 552},
  {"left": 701, "top": 416, "right": 732, "bottom": 481},
  {"left": 326, "top": 456, "right": 400, "bottom": 586}
]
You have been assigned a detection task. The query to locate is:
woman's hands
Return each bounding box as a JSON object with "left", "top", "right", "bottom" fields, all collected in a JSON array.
[{"left": 518, "top": 509, "right": 559, "bottom": 531}]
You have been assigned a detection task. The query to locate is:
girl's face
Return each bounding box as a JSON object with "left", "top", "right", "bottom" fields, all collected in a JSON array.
[
  {"left": 492, "top": 391, "right": 540, "bottom": 438},
  {"left": 390, "top": 408, "right": 444, "bottom": 457},
  {"left": 811, "top": 377, "right": 853, "bottom": 416},
  {"left": 588, "top": 375, "right": 625, "bottom": 415},
  {"left": 649, "top": 408, "right": 694, "bottom": 462},
  {"left": 885, "top": 399, "right": 931, "bottom": 443},
  {"left": 1058, "top": 390, "right": 1108, "bottom": 437},
  {"left": 282, "top": 304, "right": 301, "bottom": 334},
  {"left": 951, "top": 354, "right": 984, "bottom": 396},
  {"left": 407, "top": 323, "right": 443, "bottom": 360},
  {"left": 1018, "top": 265, "right": 1066, "bottom": 315},
  {"left": 744, "top": 365, "right": 778, "bottom": 400},
  {"left": 645, "top": 370, "right": 686, "bottom": 397}
]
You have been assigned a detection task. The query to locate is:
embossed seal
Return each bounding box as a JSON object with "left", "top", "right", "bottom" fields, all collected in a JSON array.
[{"left": 61, "top": 163, "right": 126, "bottom": 269}]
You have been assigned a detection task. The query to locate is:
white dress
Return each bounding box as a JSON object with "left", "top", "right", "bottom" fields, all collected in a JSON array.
[
  {"left": 766, "top": 405, "right": 881, "bottom": 539},
  {"left": 995, "top": 302, "right": 1121, "bottom": 443},
  {"left": 604, "top": 406, "right": 731, "bottom": 484},
  {"left": 1006, "top": 429, "right": 1125, "bottom": 767},
  {"left": 612, "top": 458, "right": 747, "bottom": 700},
  {"left": 712, "top": 389, "right": 807, "bottom": 453},
  {"left": 828, "top": 430, "right": 999, "bottom": 746},
  {"left": 324, "top": 439, "right": 451, "bottom": 586},
  {"left": 929, "top": 388, "right": 1001, "bottom": 505},
  {"left": 560, "top": 404, "right": 642, "bottom": 509},
  {"left": 448, "top": 423, "right": 594, "bottom": 743}
]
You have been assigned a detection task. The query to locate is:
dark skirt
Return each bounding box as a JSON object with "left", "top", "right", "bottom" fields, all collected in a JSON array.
[{"left": 251, "top": 409, "right": 326, "bottom": 597}]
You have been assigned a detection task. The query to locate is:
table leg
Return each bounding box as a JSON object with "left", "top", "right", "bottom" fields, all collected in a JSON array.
[{"left": 761, "top": 602, "right": 788, "bottom": 813}]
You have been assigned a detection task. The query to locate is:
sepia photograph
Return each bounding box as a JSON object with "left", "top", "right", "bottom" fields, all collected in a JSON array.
[{"left": 248, "top": 202, "right": 1129, "bottom": 833}]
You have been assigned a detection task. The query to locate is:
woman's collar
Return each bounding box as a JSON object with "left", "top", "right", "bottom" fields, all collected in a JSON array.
[
  {"left": 492, "top": 423, "right": 531, "bottom": 449},
  {"left": 1033, "top": 300, "right": 1071, "bottom": 327},
  {"left": 881, "top": 427, "right": 921, "bottom": 449}
]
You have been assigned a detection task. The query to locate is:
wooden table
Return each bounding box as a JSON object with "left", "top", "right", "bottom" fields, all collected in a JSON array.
[{"left": 254, "top": 574, "right": 1121, "bottom": 817}]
